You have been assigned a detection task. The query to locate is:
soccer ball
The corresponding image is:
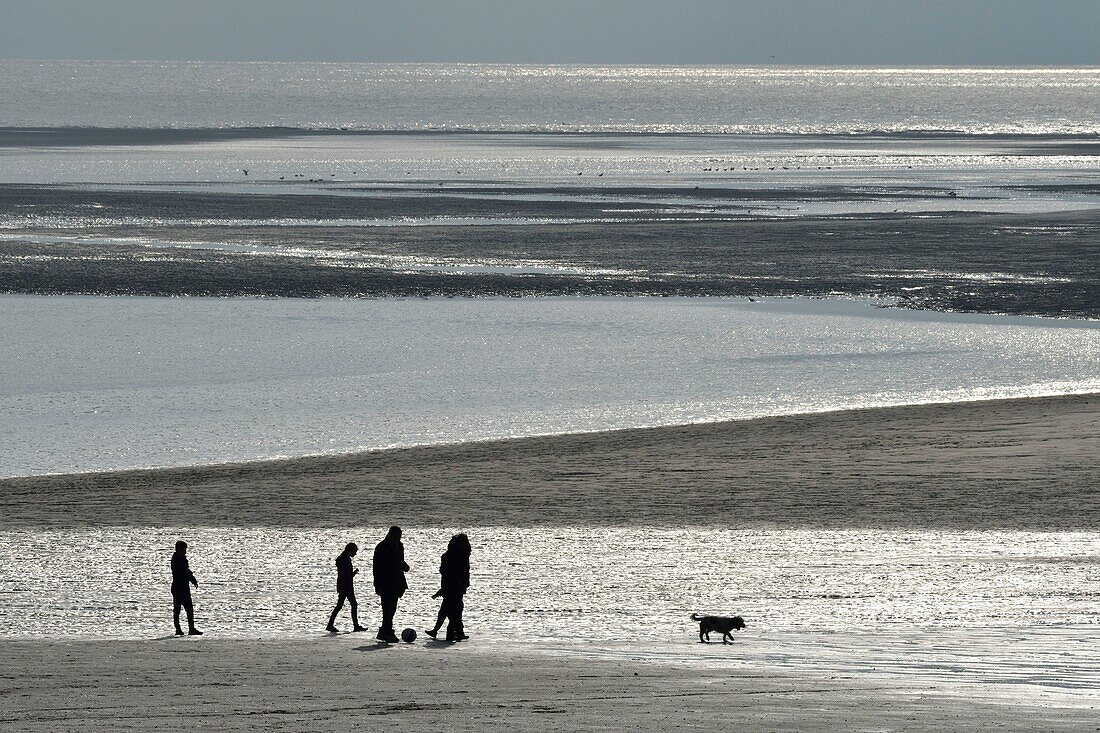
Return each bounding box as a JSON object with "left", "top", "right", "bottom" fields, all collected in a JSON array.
[{"left": 401, "top": 627, "right": 417, "bottom": 643}]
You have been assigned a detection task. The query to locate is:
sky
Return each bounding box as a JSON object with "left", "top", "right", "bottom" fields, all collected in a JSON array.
[{"left": 0, "top": 0, "right": 1097, "bottom": 65}]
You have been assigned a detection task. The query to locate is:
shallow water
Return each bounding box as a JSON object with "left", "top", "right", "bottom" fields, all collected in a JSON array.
[
  {"left": 0, "top": 527, "right": 1096, "bottom": 641},
  {"left": 3, "top": 295, "right": 1100, "bottom": 477},
  {"left": 2, "top": 132, "right": 1097, "bottom": 221}
]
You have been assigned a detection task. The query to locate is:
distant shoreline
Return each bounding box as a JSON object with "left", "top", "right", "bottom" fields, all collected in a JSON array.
[
  {"left": 4, "top": 392, "right": 1097, "bottom": 530},
  {"left": 3, "top": 126, "right": 1100, "bottom": 148}
]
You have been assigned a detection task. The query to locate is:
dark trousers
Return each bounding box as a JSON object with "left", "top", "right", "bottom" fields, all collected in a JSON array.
[
  {"left": 379, "top": 593, "right": 399, "bottom": 633},
  {"left": 434, "top": 595, "right": 464, "bottom": 640},
  {"left": 172, "top": 592, "right": 195, "bottom": 632},
  {"left": 328, "top": 590, "right": 359, "bottom": 628}
]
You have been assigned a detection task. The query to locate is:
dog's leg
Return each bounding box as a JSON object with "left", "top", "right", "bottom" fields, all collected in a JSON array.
[
  {"left": 699, "top": 628, "right": 706, "bottom": 643},
  {"left": 723, "top": 632, "right": 732, "bottom": 644}
]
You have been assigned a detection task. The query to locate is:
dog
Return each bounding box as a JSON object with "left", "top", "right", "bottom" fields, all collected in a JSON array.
[{"left": 691, "top": 613, "right": 746, "bottom": 644}]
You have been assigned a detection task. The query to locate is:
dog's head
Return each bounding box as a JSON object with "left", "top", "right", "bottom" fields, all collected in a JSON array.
[{"left": 731, "top": 615, "right": 746, "bottom": 630}]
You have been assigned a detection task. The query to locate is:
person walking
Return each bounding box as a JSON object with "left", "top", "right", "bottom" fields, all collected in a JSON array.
[
  {"left": 327, "top": 542, "right": 366, "bottom": 633},
  {"left": 171, "top": 540, "right": 203, "bottom": 636},
  {"left": 372, "top": 526, "right": 409, "bottom": 643},
  {"left": 426, "top": 533, "right": 471, "bottom": 642}
]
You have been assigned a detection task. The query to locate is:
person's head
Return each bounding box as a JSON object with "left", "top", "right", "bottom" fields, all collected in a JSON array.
[
  {"left": 343, "top": 542, "right": 358, "bottom": 557},
  {"left": 448, "top": 532, "right": 471, "bottom": 555},
  {"left": 387, "top": 526, "right": 402, "bottom": 541},
  {"left": 175, "top": 540, "right": 187, "bottom": 554}
]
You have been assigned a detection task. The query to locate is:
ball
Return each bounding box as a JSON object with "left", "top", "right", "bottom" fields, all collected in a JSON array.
[{"left": 401, "top": 627, "right": 417, "bottom": 643}]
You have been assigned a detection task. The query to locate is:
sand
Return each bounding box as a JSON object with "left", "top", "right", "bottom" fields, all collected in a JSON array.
[
  {"left": 3, "top": 394, "right": 1098, "bottom": 529},
  {"left": 3, "top": 395, "right": 1099, "bottom": 730},
  {"left": 2, "top": 638, "right": 1095, "bottom": 733}
]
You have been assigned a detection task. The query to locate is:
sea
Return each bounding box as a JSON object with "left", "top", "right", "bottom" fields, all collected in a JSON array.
[{"left": 1, "top": 63, "right": 1098, "bottom": 699}]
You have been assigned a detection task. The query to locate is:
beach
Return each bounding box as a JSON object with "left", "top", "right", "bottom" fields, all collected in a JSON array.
[
  {"left": 3, "top": 635, "right": 1098, "bottom": 732},
  {"left": 3, "top": 395, "right": 1099, "bottom": 731},
  {"left": 2, "top": 60, "right": 1100, "bottom": 731},
  {"left": 3, "top": 394, "right": 1097, "bottom": 529}
]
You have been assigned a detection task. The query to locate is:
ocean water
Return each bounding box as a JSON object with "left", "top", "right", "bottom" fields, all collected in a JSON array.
[
  {"left": 4, "top": 62, "right": 1100, "bottom": 133},
  {"left": 2, "top": 63, "right": 1099, "bottom": 217},
  {"left": 3, "top": 62, "right": 1100, "bottom": 315},
  {"left": 2, "top": 294, "right": 1099, "bottom": 478}
]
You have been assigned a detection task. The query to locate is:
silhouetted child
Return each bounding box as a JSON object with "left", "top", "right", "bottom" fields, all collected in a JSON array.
[
  {"left": 327, "top": 542, "right": 366, "bottom": 633},
  {"left": 171, "top": 540, "right": 202, "bottom": 636}
]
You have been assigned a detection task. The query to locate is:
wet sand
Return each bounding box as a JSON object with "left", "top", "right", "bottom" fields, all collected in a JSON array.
[
  {"left": 1, "top": 638, "right": 1094, "bottom": 733},
  {"left": 4, "top": 202, "right": 1100, "bottom": 318},
  {"left": 3, "top": 393, "right": 1098, "bottom": 529},
  {"left": 3, "top": 396, "right": 1098, "bottom": 730}
]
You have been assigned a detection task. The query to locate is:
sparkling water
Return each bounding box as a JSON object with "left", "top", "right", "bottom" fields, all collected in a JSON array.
[{"left": 3, "top": 295, "right": 1099, "bottom": 478}]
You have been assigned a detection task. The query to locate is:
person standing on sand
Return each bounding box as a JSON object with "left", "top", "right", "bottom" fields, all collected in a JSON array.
[
  {"left": 426, "top": 532, "right": 471, "bottom": 642},
  {"left": 372, "top": 526, "right": 409, "bottom": 643},
  {"left": 327, "top": 542, "right": 366, "bottom": 633},
  {"left": 171, "top": 540, "right": 203, "bottom": 636}
]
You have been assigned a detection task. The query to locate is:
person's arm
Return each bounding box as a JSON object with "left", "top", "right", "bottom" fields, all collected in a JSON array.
[{"left": 186, "top": 558, "right": 198, "bottom": 587}]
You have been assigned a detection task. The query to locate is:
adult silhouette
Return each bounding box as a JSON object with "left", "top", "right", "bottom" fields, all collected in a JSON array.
[
  {"left": 426, "top": 533, "right": 471, "bottom": 642},
  {"left": 171, "top": 540, "right": 203, "bottom": 636},
  {"left": 372, "top": 526, "right": 409, "bottom": 643},
  {"left": 327, "top": 542, "right": 366, "bottom": 633}
]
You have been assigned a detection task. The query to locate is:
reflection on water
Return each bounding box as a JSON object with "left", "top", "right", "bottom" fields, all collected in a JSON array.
[
  {"left": 5, "top": 296, "right": 1100, "bottom": 477},
  {"left": 1, "top": 527, "right": 1096, "bottom": 640}
]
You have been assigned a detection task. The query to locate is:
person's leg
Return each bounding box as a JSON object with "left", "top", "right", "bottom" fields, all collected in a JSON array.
[
  {"left": 453, "top": 596, "right": 466, "bottom": 639},
  {"left": 327, "top": 593, "right": 346, "bottom": 630},
  {"left": 183, "top": 598, "right": 201, "bottom": 634},
  {"left": 428, "top": 601, "right": 447, "bottom": 637},
  {"left": 443, "top": 597, "right": 459, "bottom": 641},
  {"left": 447, "top": 596, "right": 466, "bottom": 641},
  {"left": 349, "top": 591, "right": 364, "bottom": 631},
  {"left": 173, "top": 598, "right": 184, "bottom": 635},
  {"left": 378, "top": 594, "right": 398, "bottom": 640},
  {"left": 383, "top": 595, "right": 396, "bottom": 631}
]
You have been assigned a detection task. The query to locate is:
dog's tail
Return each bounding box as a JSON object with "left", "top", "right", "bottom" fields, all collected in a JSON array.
[{"left": 690, "top": 613, "right": 701, "bottom": 621}]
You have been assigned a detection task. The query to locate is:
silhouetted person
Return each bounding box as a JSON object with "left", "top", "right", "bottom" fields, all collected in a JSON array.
[
  {"left": 327, "top": 542, "right": 366, "bottom": 633},
  {"left": 171, "top": 540, "right": 202, "bottom": 636},
  {"left": 426, "top": 532, "right": 471, "bottom": 642},
  {"left": 372, "top": 526, "right": 409, "bottom": 643}
]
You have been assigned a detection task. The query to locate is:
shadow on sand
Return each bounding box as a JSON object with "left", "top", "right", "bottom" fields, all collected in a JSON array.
[{"left": 353, "top": 639, "right": 459, "bottom": 652}]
